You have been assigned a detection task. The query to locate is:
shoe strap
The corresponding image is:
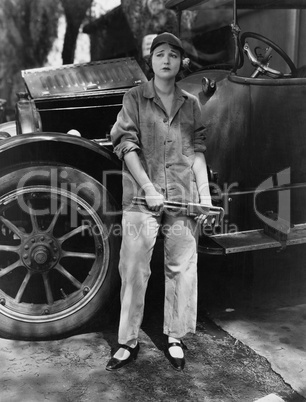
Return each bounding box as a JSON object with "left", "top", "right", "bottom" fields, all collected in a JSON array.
[
  {"left": 168, "top": 341, "right": 188, "bottom": 350},
  {"left": 168, "top": 342, "right": 182, "bottom": 348},
  {"left": 120, "top": 343, "right": 137, "bottom": 353}
]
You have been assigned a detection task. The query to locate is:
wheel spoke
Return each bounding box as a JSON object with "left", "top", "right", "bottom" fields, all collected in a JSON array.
[
  {"left": 15, "top": 271, "right": 32, "bottom": 303},
  {"left": 61, "top": 250, "right": 96, "bottom": 259},
  {"left": 55, "top": 264, "right": 82, "bottom": 289},
  {"left": 42, "top": 273, "right": 54, "bottom": 305},
  {"left": 46, "top": 201, "right": 66, "bottom": 233},
  {"left": 0, "top": 260, "right": 22, "bottom": 278},
  {"left": 0, "top": 216, "right": 26, "bottom": 240},
  {"left": 28, "top": 200, "right": 40, "bottom": 233},
  {"left": 0, "top": 245, "right": 20, "bottom": 253},
  {"left": 58, "top": 225, "right": 91, "bottom": 243}
]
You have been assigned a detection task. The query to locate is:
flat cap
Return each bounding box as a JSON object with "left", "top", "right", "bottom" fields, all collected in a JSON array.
[{"left": 150, "top": 32, "right": 184, "bottom": 54}]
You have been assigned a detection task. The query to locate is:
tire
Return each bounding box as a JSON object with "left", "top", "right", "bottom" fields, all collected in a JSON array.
[{"left": 0, "top": 164, "right": 121, "bottom": 340}]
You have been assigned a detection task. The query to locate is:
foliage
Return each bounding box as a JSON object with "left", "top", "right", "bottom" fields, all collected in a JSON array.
[
  {"left": 120, "top": 0, "right": 197, "bottom": 62},
  {"left": 0, "top": 0, "right": 61, "bottom": 114},
  {"left": 121, "top": 0, "right": 179, "bottom": 50},
  {"left": 2, "top": 0, "right": 61, "bottom": 69}
]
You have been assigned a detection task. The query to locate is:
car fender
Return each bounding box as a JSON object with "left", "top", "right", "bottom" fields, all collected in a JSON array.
[{"left": 0, "top": 132, "right": 122, "bottom": 208}]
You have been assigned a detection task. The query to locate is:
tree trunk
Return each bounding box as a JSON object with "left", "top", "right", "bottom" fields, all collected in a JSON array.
[
  {"left": 60, "top": 0, "right": 93, "bottom": 64},
  {"left": 62, "top": 18, "right": 81, "bottom": 65}
]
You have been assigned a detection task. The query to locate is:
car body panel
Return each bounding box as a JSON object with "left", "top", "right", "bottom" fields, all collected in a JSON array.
[{"left": 172, "top": 0, "right": 306, "bottom": 252}]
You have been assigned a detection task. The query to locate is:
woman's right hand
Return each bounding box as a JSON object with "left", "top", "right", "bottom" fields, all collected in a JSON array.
[{"left": 144, "top": 185, "right": 164, "bottom": 212}]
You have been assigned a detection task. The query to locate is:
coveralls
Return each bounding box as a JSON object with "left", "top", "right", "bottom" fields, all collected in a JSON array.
[{"left": 111, "top": 78, "right": 207, "bottom": 344}]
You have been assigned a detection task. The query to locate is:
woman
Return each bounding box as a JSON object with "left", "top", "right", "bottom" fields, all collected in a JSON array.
[{"left": 106, "top": 32, "right": 212, "bottom": 371}]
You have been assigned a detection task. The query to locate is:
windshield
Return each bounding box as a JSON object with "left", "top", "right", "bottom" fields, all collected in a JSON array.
[{"left": 166, "top": 0, "right": 306, "bottom": 75}]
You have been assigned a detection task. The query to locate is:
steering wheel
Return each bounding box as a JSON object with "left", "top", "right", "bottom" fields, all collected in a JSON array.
[{"left": 240, "top": 32, "right": 297, "bottom": 78}]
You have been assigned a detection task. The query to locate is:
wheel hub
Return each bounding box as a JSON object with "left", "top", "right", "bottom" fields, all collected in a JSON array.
[
  {"left": 22, "top": 234, "right": 60, "bottom": 272},
  {"left": 33, "top": 246, "right": 49, "bottom": 264}
]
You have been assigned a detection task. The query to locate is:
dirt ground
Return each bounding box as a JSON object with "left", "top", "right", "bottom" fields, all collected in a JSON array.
[
  {"left": 0, "top": 311, "right": 302, "bottom": 402},
  {"left": 0, "top": 241, "right": 305, "bottom": 402}
]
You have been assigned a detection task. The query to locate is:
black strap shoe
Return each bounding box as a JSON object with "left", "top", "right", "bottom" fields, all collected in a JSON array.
[
  {"left": 106, "top": 343, "right": 140, "bottom": 371},
  {"left": 165, "top": 341, "right": 186, "bottom": 371}
]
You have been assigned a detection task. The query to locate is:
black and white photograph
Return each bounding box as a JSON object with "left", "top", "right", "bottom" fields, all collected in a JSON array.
[{"left": 0, "top": 1, "right": 306, "bottom": 401}]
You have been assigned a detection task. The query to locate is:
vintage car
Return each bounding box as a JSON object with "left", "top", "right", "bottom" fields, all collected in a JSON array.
[{"left": 0, "top": 0, "right": 306, "bottom": 340}]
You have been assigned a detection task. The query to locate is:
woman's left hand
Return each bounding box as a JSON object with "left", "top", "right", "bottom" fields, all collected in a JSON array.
[
  {"left": 194, "top": 198, "right": 215, "bottom": 226},
  {"left": 194, "top": 213, "right": 215, "bottom": 227}
]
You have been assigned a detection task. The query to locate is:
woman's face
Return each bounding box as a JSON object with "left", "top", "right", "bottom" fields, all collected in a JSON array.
[{"left": 151, "top": 43, "right": 181, "bottom": 81}]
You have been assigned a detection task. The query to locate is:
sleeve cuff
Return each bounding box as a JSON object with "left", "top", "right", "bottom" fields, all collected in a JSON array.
[{"left": 114, "top": 141, "right": 140, "bottom": 160}]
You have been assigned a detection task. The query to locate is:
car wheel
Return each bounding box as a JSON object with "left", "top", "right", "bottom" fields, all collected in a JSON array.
[{"left": 0, "top": 164, "right": 121, "bottom": 340}]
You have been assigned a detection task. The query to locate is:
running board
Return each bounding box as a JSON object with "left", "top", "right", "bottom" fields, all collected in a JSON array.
[{"left": 198, "top": 223, "right": 306, "bottom": 255}]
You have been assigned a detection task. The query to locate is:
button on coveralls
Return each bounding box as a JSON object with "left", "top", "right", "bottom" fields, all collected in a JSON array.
[{"left": 111, "top": 79, "right": 207, "bottom": 344}]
